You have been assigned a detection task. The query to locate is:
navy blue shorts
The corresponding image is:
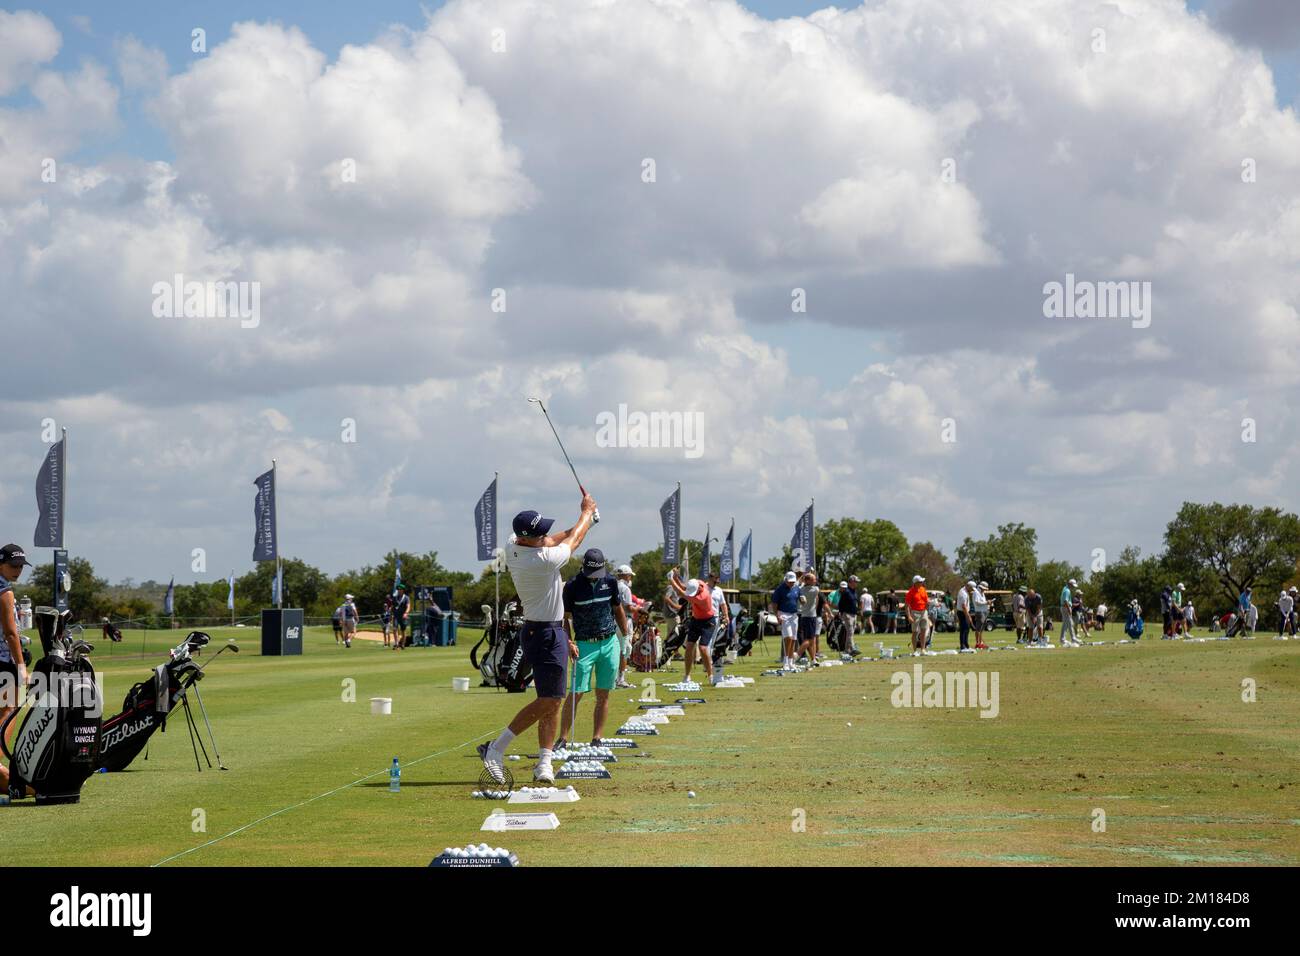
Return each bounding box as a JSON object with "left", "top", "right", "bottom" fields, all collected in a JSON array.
[
  {"left": 686, "top": 616, "right": 717, "bottom": 647},
  {"left": 522, "top": 621, "right": 568, "bottom": 699}
]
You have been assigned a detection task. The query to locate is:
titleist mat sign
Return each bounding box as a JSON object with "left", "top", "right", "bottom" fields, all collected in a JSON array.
[
  {"left": 641, "top": 706, "right": 686, "bottom": 716},
  {"left": 509, "top": 786, "right": 580, "bottom": 803},
  {"left": 617, "top": 725, "right": 658, "bottom": 736},
  {"left": 481, "top": 810, "right": 561, "bottom": 831}
]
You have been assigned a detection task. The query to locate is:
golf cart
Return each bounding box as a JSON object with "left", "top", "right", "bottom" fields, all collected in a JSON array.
[{"left": 982, "top": 590, "right": 1015, "bottom": 630}]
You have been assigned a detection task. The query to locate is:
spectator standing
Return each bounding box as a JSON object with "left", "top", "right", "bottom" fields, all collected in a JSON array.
[
  {"left": 1012, "top": 586, "right": 1028, "bottom": 643},
  {"left": 770, "top": 571, "right": 801, "bottom": 670},
  {"left": 796, "top": 572, "right": 820, "bottom": 666},
  {"left": 955, "top": 581, "right": 974, "bottom": 652},
  {"left": 859, "top": 588, "right": 875, "bottom": 636}
]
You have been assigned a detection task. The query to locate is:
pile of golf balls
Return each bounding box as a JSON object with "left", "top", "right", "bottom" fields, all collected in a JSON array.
[
  {"left": 553, "top": 745, "right": 614, "bottom": 761},
  {"left": 664, "top": 681, "right": 701, "bottom": 691},
  {"left": 471, "top": 789, "right": 512, "bottom": 799},
  {"left": 595, "top": 737, "right": 633, "bottom": 746},
  {"left": 559, "top": 760, "right": 607, "bottom": 773},
  {"left": 517, "top": 785, "right": 576, "bottom": 794},
  {"left": 441, "top": 844, "right": 512, "bottom": 859}
]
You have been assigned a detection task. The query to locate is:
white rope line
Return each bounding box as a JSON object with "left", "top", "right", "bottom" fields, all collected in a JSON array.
[{"left": 152, "top": 730, "right": 497, "bottom": 867}]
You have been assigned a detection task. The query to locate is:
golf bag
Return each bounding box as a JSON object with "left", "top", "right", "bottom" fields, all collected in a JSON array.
[
  {"left": 1124, "top": 606, "right": 1144, "bottom": 640},
  {"left": 710, "top": 620, "right": 735, "bottom": 669},
  {"left": 102, "top": 621, "right": 123, "bottom": 643},
  {"left": 96, "top": 632, "right": 211, "bottom": 773},
  {"left": 470, "top": 600, "right": 533, "bottom": 692},
  {"left": 629, "top": 610, "right": 661, "bottom": 672},
  {"left": 657, "top": 617, "right": 688, "bottom": 668},
  {"left": 1, "top": 608, "right": 102, "bottom": 805},
  {"left": 824, "top": 614, "right": 846, "bottom": 653}
]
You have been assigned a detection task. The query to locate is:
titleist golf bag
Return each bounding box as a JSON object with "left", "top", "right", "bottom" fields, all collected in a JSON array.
[
  {"left": 471, "top": 600, "right": 533, "bottom": 692},
  {"left": 2, "top": 608, "right": 102, "bottom": 805},
  {"left": 96, "top": 631, "right": 212, "bottom": 772}
]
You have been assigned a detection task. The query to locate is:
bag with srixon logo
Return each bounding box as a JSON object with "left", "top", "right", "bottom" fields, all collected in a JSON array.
[
  {"left": 470, "top": 600, "right": 533, "bottom": 693},
  {"left": 1, "top": 608, "right": 102, "bottom": 805}
]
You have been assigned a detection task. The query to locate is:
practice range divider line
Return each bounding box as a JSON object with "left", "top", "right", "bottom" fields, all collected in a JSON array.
[{"left": 152, "top": 730, "right": 498, "bottom": 867}]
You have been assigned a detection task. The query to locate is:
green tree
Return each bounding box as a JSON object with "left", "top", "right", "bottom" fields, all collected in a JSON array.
[
  {"left": 954, "top": 523, "right": 1038, "bottom": 590},
  {"left": 1163, "top": 502, "right": 1300, "bottom": 608},
  {"left": 814, "top": 518, "right": 909, "bottom": 584},
  {"left": 1089, "top": 546, "right": 1166, "bottom": 617},
  {"left": 233, "top": 558, "right": 330, "bottom": 616},
  {"left": 881, "top": 541, "right": 962, "bottom": 599},
  {"left": 21, "top": 556, "right": 110, "bottom": 622}
]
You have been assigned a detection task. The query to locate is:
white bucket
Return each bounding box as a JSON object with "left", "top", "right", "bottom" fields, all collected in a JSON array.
[
  {"left": 452, "top": 677, "right": 471, "bottom": 692},
  {"left": 881, "top": 647, "right": 895, "bottom": 659},
  {"left": 370, "top": 697, "right": 393, "bottom": 716}
]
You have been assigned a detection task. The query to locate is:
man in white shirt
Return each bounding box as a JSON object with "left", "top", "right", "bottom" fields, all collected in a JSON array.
[
  {"left": 614, "top": 564, "right": 638, "bottom": 688},
  {"left": 479, "top": 497, "right": 598, "bottom": 786},
  {"left": 972, "top": 580, "right": 990, "bottom": 650},
  {"left": 859, "top": 589, "right": 875, "bottom": 635},
  {"left": 955, "top": 581, "right": 974, "bottom": 651}
]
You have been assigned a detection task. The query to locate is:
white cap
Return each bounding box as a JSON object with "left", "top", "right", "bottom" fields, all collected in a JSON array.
[
  {"left": 616, "top": 564, "right": 635, "bottom": 576},
  {"left": 1068, "top": 579, "right": 1077, "bottom": 586},
  {"left": 784, "top": 571, "right": 797, "bottom": 582},
  {"left": 979, "top": 581, "right": 989, "bottom": 588},
  {"left": 685, "top": 579, "right": 701, "bottom": 597},
  {"left": 1177, "top": 582, "right": 1184, "bottom": 589},
  {"left": 966, "top": 580, "right": 976, "bottom": 588},
  {"left": 344, "top": 594, "right": 354, "bottom": 601},
  {"left": 839, "top": 581, "right": 848, "bottom": 589},
  {"left": 912, "top": 575, "right": 925, "bottom": 583}
]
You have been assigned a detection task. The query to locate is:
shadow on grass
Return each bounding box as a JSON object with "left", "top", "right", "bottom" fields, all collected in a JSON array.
[{"left": 359, "top": 780, "right": 478, "bottom": 788}]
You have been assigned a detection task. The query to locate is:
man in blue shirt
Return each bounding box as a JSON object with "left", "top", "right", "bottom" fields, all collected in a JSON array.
[
  {"left": 770, "top": 571, "right": 801, "bottom": 669},
  {"left": 556, "top": 548, "right": 629, "bottom": 749},
  {"left": 1059, "top": 579, "right": 1078, "bottom": 645}
]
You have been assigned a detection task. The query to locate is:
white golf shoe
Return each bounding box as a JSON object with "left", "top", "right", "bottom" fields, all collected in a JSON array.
[
  {"left": 477, "top": 743, "right": 506, "bottom": 786},
  {"left": 534, "top": 761, "right": 555, "bottom": 785}
]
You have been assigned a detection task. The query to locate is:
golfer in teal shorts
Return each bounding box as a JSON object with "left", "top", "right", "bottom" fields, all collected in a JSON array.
[{"left": 556, "top": 548, "right": 630, "bottom": 749}]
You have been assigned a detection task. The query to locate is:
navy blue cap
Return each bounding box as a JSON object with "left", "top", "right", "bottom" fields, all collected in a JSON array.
[
  {"left": 582, "top": 548, "right": 606, "bottom": 578},
  {"left": 512, "top": 510, "right": 555, "bottom": 537}
]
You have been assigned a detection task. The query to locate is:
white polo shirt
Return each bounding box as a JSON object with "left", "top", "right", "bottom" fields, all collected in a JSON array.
[
  {"left": 860, "top": 592, "right": 874, "bottom": 613},
  {"left": 506, "top": 540, "right": 572, "bottom": 622}
]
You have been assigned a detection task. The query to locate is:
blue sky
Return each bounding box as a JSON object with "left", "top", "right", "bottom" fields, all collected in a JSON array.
[{"left": 6, "top": 0, "right": 1300, "bottom": 583}]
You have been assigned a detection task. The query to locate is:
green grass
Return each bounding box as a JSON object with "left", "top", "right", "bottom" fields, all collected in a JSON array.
[{"left": 2, "top": 624, "right": 1297, "bottom": 866}]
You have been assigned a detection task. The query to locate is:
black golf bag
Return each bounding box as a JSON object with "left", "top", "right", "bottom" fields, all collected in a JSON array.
[
  {"left": 710, "top": 619, "right": 736, "bottom": 669},
  {"left": 657, "top": 617, "right": 688, "bottom": 668},
  {"left": 470, "top": 601, "right": 533, "bottom": 692},
  {"left": 102, "top": 621, "right": 123, "bottom": 643},
  {"left": 96, "top": 634, "right": 208, "bottom": 773},
  {"left": 2, "top": 608, "right": 102, "bottom": 805},
  {"left": 824, "top": 614, "right": 847, "bottom": 653}
]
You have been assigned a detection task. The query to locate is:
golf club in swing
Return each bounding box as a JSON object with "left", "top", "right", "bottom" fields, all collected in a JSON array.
[{"left": 527, "top": 397, "right": 599, "bottom": 524}]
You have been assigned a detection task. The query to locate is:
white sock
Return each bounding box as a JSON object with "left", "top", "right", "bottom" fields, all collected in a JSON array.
[
  {"left": 490, "top": 729, "right": 515, "bottom": 756},
  {"left": 538, "top": 748, "right": 553, "bottom": 764}
]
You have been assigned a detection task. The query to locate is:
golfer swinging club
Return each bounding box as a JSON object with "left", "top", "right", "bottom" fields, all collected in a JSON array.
[
  {"left": 479, "top": 496, "right": 598, "bottom": 786},
  {"left": 0, "top": 544, "right": 33, "bottom": 797}
]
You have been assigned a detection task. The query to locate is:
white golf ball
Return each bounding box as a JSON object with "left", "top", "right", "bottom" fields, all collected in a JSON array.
[
  {"left": 846, "top": 722, "right": 852, "bottom": 727},
  {"left": 688, "top": 790, "right": 696, "bottom": 798}
]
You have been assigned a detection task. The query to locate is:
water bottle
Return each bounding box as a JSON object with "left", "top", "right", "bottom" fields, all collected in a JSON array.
[{"left": 389, "top": 757, "right": 401, "bottom": 793}]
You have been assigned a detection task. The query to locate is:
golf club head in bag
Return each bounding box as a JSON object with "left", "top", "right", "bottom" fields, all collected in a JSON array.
[
  {"left": 2, "top": 609, "right": 102, "bottom": 804},
  {"left": 96, "top": 632, "right": 214, "bottom": 773}
]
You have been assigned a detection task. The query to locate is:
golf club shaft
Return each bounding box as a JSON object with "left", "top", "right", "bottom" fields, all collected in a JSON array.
[{"left": 530, "top": 399, "right": 599, "bottom": 524}]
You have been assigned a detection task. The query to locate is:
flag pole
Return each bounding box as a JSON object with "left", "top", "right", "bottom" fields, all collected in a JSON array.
[
  {"left": 61, "top": 427, "right": 67, "bottom": 553},
  {"left": 493, "top": 472, "right": 500, "bottom": 645},
  {"left": 810, "top": 498, "right": 816, "bottom": 580},
  {"left": 273, "top": 458, "right": 281, "bottom": 610}
]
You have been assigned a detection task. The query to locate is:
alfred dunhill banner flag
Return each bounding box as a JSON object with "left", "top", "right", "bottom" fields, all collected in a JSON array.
[
  {"left": 698, "top": 524, "right": 711, "bottom": 578},
  {"left": 475, "top": 477, "right": 498, "bottom": 562},
  {"left": 253, "top": 468, "right": 277, "bottom": 562},
  {"left": 660, "top": 485, "right": 680, "bottom": 564},
  {"left": 791, "top": 503, "right": 814, "bottom": 573},
  {"left": 34, "top": 438, "right": 66, "bottom": 549},
  {"left": 721, "top": 522, "right": 735, "bottom": 583}
]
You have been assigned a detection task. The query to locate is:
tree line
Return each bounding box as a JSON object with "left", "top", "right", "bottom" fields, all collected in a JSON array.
[{"left": 13, "top": 501, "right": 1299, "bottom": 627}]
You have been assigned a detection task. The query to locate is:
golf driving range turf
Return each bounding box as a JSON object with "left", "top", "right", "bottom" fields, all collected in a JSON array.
[{"left": 3, "top": 626, "right": 1297, "bottom": 866}]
